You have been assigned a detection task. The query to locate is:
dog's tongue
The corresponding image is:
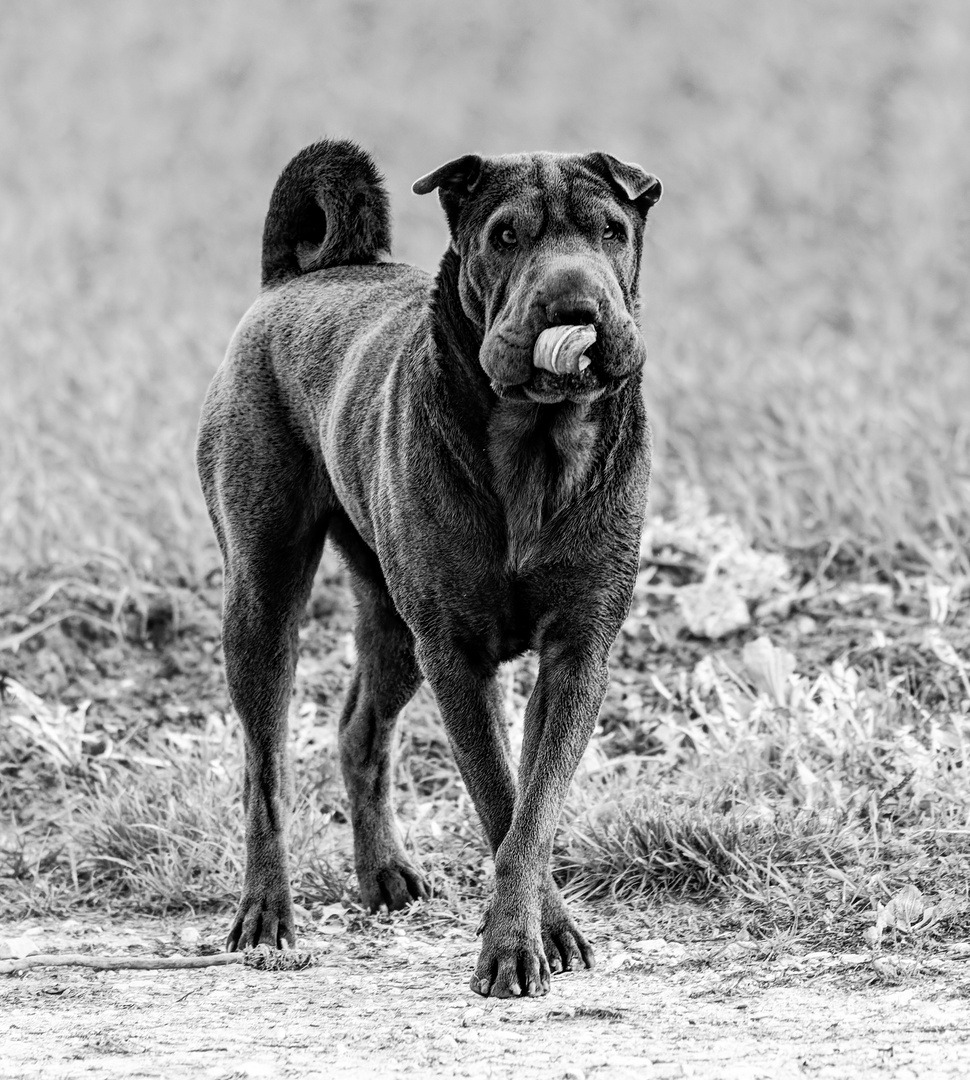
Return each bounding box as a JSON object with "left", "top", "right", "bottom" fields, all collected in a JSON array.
[{"left": 533, "top": 324, "right": 596, "bottom": 375}]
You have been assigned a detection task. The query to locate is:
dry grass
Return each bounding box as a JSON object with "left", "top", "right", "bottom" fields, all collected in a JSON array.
[
  {"left": 2, "top": 0, "right": 969, "bottom": 572},
  {"left": 72, "top": 768, "right": 348, "bottom": 915},
  {"left": 2, "top": 1, "right": 970, "bottom": 942},
  {"left": 557, "top": 639, "right": 970, "bottom": 937},
  {"left": 1, "top": 697, "right": 491, "bottom": 919}
]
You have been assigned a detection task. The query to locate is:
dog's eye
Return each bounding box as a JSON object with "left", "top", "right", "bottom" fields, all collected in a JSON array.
[
  {"left": 603, "top": 221, "right": 625, "bottom": 242},
  {"left": 496, "top": 226, "right": 518, "bottom": 249}
]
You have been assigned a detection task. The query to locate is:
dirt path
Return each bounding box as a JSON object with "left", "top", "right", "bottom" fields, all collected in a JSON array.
[{"left": 3, "top": 913, "right": 969, "bottom": 1079}]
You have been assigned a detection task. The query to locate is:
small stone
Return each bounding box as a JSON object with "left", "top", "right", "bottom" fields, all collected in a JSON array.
[
  {"left": 0, "top": 936, "right": 39, "bottom": 960},
  {"left": 632, "top": 938, "right": 668, "bottom": 953}
]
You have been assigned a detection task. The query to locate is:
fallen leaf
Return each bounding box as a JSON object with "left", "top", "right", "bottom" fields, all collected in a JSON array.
[
  {"left": 872, "top": 884, "right": 926, "bottom": 942},
  {"left": 678, "top": 580, "right": 750, "bottom": 639},
  {"left": 742, "top": 637, "right": 796, "bottom": 706}
]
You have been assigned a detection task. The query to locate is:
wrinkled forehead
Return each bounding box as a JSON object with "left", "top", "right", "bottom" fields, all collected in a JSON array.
[{"left": 468, "top": 152, "right": 622, "bottom": 230}]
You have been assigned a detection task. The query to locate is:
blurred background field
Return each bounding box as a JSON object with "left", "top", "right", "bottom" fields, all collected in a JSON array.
[
  {"left": 2, "top": 0, "right": 970, "bottom": 940},
  {"left": 2, "top": 0, "right": 968, "bottom": 573}
]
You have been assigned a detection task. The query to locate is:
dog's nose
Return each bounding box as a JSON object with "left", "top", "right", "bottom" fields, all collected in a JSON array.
[{"left": 544, "top": 294, "right": 600, "bottom": 327}]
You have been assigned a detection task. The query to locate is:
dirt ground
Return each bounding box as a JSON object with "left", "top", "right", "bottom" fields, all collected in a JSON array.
[
  {"left": 3, "top": 911, "right": 970, "bottom": 1080},
  {"left": 4, "top": 531, "right": 970, "bottom": 1080}
]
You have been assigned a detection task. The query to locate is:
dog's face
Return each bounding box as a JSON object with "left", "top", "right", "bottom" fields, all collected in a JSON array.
[{"left": 413, "top": 152, "right": 661, "bottom": 404}]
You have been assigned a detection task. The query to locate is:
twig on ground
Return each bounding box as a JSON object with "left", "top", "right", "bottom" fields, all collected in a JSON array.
[
  {"left": 0, "top": 610, "right": 117, "bottom": 653},
  {"left": 0, "top": 947, "right": 316, "bottom": 975}
]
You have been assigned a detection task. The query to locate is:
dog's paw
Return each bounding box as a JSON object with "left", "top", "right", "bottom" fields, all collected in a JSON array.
[
  {"left": 227, "top": 888, "right": 296, "bottom": 952},
  {"left": 358, "top": 858, "right": 430, "bottom": 913},
  {"left": 470, "top": 932, "right": 552, "bottom": 998},
  {"left": 539, "top": 880, "right": 594, "bottom": 974},
  {"left": 542, "top": 909, "right": 595, "bottom": 974}
]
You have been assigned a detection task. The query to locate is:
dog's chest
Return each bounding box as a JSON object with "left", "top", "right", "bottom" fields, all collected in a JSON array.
[{"left": 487, "top": 404, "right": 599, "bottom": 572}]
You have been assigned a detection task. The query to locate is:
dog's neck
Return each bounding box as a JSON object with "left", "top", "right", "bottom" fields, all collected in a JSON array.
[
  {"left": 428, "top": 246, "right": 640, "bottom": 569},
  {"left": 486, "top": 400, "right": 602, "bottom": 571},
  {"left": 427, "top": 248, "right": 489, "bottom": 395}
]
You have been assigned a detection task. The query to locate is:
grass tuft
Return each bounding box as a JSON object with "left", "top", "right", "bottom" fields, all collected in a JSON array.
[
  {"left": 559, "top": 794, "right": 857, "bottom": 904},
  {"left": 557, "top": 634, "right": 970, "bottom": 938},
  {"left": 69, "top": 741, "right": 350, "bottom": 913}
]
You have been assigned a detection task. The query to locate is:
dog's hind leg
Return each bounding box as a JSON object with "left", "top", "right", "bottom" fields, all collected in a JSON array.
[
  {"left": 198, "top": 372, "right": 329, "bottom": 951},
  {"left": 219, "top": 532, "right": 325, "bottom": 951},
  {"left": 332, "top": 522, "right": 430, "bottom": 911}
]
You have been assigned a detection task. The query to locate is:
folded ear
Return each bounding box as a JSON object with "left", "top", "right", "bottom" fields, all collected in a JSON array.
[
  {"left": 412, "top": 154, "right": 484, "bottom": 196},
  {"left": 587, "top": 152, "right": 662, "bottom": 216}
]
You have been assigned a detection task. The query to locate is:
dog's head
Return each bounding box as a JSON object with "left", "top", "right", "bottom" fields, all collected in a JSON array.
[{"left": 413, "top": 151, "right": 661, "bottom": 404}]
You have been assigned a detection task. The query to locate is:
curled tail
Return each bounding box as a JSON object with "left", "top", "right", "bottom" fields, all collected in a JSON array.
[{"left": 261, "top": 139, "right": 392, "bottom": 288}]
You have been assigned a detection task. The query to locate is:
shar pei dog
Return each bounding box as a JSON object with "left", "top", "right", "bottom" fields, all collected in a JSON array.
[{"left": 197, "top": 139, "right": 662, "bottom": 997}]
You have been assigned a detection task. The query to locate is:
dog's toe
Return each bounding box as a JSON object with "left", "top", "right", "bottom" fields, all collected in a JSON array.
[
  {"left": 471, "top": 941, "right": 551, "bottom": 999},
  {"left": 543, "top": 926, "right": 593, "bottom": 974}
]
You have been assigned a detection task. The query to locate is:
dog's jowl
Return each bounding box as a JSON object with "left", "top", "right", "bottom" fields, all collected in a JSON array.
[{"left": 197, "top": 140, "right": 662, "bottom": 998}]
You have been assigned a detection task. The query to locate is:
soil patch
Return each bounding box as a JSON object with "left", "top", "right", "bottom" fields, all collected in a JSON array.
[{"left": 4, "top": 912, "right": 970, "bottom": 1079}]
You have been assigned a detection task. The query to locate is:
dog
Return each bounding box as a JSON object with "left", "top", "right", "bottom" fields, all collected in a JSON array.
[{"left": 197, "top": 139, "right": 662, "bottom": 998}]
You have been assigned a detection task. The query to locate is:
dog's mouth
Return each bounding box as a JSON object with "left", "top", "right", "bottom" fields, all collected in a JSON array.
[
  {"left": 492, "top": 343, "right": 622, "bottom": 404},
  {"left": 482, "top": 311, "right": 646, "bottom": 405}
]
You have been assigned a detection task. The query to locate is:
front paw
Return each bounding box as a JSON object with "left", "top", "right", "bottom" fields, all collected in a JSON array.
[
  {"left": 470, "top": 909, "right": 551, "bottom": 998},
  {"left": 227, "top": 883, "right": 296, "bottom": 951}
]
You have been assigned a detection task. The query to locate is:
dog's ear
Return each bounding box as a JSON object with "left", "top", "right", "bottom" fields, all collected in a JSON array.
[
  {"left": 413, "top": 155, "right": 485, "bottom": 235},
  {"left": 587, "top": 153, "right": 662, "bottom": 217},
  {"left": 411, "top": 155, "right": 484, "bottom": 197}
]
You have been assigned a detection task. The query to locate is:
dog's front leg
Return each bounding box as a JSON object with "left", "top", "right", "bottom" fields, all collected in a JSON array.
[
  {"left": 473, "top": 645, "right": 609, "bottom": 998},
  {"left": 418, "top": 649, "right": 519, "bottom": 854}
]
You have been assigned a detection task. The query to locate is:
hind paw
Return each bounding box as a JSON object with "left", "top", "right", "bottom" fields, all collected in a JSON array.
[{"left": 358, "top": 858, "right": 430, "bottom": 912}]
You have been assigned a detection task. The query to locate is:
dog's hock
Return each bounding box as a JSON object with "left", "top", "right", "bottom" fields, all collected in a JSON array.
[{"left": 533, "top": 324, "right": 597, "bottom": 375}]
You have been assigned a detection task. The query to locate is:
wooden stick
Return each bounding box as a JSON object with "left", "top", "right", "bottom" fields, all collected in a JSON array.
[
  {"left": 1, "top": 947, "right": 316, "bottom": 975},
  {"left": 1, "top": 952, "right": 242, "bottom": 975}
]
